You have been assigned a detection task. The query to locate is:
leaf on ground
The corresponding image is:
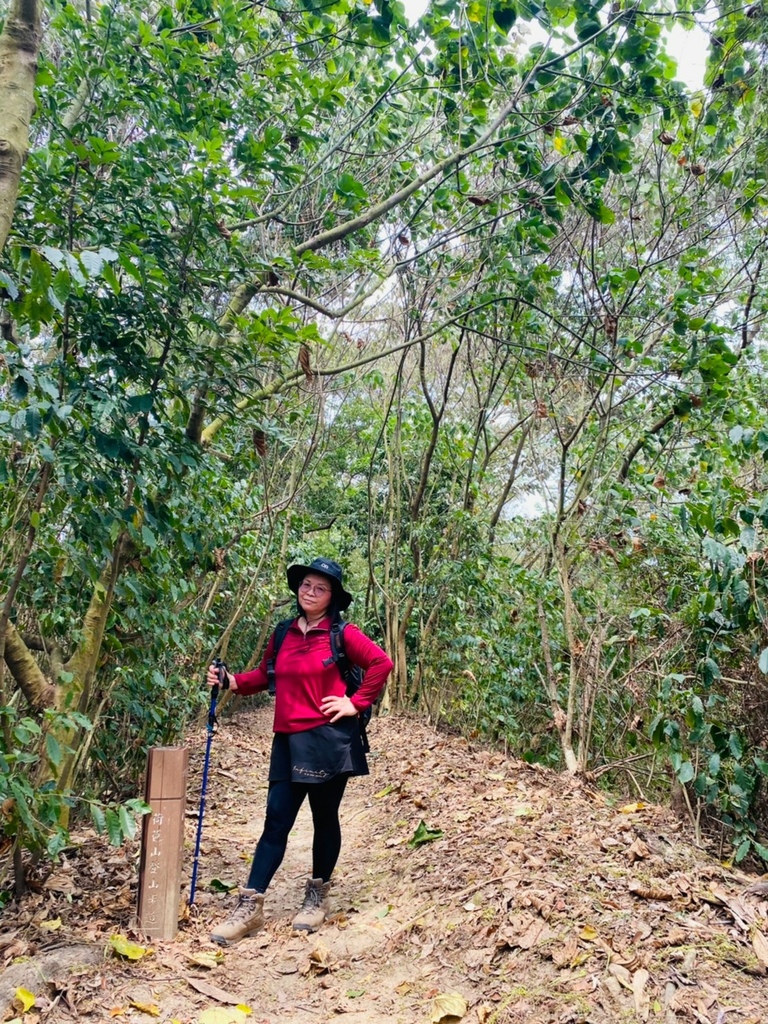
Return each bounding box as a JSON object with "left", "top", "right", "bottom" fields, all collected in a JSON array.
[
  {"left": 517, "top": 918, "right": 557, "bottom": 950},
  {"left": 619, "top": 802, "right": 647, "bottom": 813},
  {"left": 39, "top": 917, "right": 62, "bottom": 932},
  {"left": 628, "top": 879, "right": 674, "bottom": 901},
  {"left": 186, "top": 978, "right": 244, "bottom": 1004},
  {"left": 579, "top": 925, "right": 598, "bottom": 941},
  {"left": 632, "top": 968, "right": 650, "bottom": 1020},
  {"left": 186, "top": 950, "right": 225, "bottom": 969},
  {"left": 625, "top": 838, "right": 651, "bottom": 862},
  {"left": 408, "top": 820, "right": 444, "bottom": 847},
  {"left": 608, "top": 963, "right": 633, "bottom": 990},
  {"left": 307, "top": 941, "right": 335, "bottom": 974},
  {"left": 208, "top": 879, "right": 238, "bottom": 893},
  {"left": 395, "top": 981, "right": 413, "bottom": 995},
  {"left": 13, "top": 988, "right": 35, "bottom": 1012},
  {"left": 751, "top": 927, "right": 768, "bottom": 968},
  {"left": 198, "top": 1010, "right": 248, "bottom": 1024},
  {"left": 551, "top": 935, "right": 579, "bottom": 968},
  {"left": 431, "top": 992, "right": 468, "bottom": 1022},
  {"left": 130, "top": 1000, "right": 161, "bottom": 1017},
  {"left": 109, "top": 934, "right": 153, "bottom": 960}
]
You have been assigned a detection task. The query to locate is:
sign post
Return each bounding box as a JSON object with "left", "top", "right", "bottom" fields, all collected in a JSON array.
[{"left": 137, "top": 746, "right": 188, "bottom": 940}]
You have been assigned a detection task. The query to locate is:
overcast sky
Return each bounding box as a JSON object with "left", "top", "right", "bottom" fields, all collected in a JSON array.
[{"left": 403, "top": 1, "right": 709, "bottom": 92}]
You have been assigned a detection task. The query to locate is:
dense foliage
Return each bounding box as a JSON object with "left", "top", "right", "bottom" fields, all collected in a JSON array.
[{"left": 1, "top": 0, "right": 768, "bottom": 891}]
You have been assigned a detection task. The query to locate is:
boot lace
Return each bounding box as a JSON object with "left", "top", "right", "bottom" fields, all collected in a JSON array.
[
  {"left": 301, "top": 883, "right": 322, "bottom": 910},
  {"left": 230, "top": 893, "right": 259, "bottom": 923}
]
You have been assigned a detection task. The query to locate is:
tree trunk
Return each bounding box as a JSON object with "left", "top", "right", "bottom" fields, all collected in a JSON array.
[{"left": 0, "top": 0, "right": 42, "bottom": 254}]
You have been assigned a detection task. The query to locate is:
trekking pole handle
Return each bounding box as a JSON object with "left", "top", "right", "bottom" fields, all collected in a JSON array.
[
  {"left": 207, "top": 657, "right": 229, "bottom": 732},
  {"left": 212, "top": 656, "right": 230, "bottom": 697}
]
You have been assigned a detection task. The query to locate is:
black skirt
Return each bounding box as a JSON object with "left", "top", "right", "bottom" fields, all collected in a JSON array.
[{"left": 268, "top": 718, "right": 368, "bottom": 783}]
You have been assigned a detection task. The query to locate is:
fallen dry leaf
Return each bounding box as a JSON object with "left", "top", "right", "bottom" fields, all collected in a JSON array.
[
  {"left": 632, "top": 968, "right": 650, "bottom": 1021},
  {"left": 628, "top": 879, "right": 674, "bottom": 901},
  {"left": 751, "top": 926, "right": 768, "bottom": 969},
  {"left": 186, "top": 950, "right": 224, "bottom": 969},
  {"left": 625, "top": 838, "right": 651, "bottom": 862},
  {"left": 185, "top": 978, "right": 244, "bottom": 1004},
  {"left": 197, "top": 1010, "right": 248, "bottom": 1024},
  {"left": 306, "top": 940, "right": 335, "bottom": 974},
  {"left": 431, "top": 991, "right": 468, "bottom": 1022},
  {"left": 129, "top": 1000, "right": 161, "bottom": 1017},
  {"left": 608, "top": 963, "right": 633, "bottom": 990}
]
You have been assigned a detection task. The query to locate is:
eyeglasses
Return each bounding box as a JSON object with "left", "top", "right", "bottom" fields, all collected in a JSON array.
[{"left": 299, "top": 581, "right": 331, "bottom": 595}]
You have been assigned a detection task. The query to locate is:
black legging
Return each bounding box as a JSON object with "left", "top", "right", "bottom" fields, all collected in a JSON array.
[{"left": 246, "top": 774, "right": 349, "bottom": 892}]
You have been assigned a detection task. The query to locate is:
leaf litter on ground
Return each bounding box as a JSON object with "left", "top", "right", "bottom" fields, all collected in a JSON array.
[{"left": 3, "top": 704, "right": 768, "bottom": 1023}]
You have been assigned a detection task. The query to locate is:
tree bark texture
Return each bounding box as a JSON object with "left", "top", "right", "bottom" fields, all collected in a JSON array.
[{"left": 0, "top": 0, "right": 42, "bottom": 254}]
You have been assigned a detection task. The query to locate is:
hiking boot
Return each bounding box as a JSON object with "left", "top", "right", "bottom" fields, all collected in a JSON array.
[
  {"left": 292, "top": 878, "right": 332, "bottom": 932},
  {"left": 210, "top": 888, "right": 265, "bottom": 946}
]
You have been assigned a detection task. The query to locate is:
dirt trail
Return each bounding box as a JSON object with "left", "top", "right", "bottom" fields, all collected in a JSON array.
[{"left": 3, "top": 703, "right": 768, "bottom": 1024}]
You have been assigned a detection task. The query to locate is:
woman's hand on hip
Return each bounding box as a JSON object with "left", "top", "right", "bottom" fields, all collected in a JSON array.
[{"left": 320, "top": 694, "right": 358, "bottom": 723}]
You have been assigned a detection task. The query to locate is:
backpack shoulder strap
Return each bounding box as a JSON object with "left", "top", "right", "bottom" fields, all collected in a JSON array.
[
  {"left": 267, "top": 618, "right": 293, "bottom": 696},
  {"left": 330, "top": 621, "right": 364, "bottom": 696},
  {"left": 329, "top": 620, "right": 346, "bottom": 658}
]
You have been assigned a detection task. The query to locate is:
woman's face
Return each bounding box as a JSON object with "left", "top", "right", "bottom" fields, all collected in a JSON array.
[{"left": 298, "top": 573, "right": 334, "bottom": 619}]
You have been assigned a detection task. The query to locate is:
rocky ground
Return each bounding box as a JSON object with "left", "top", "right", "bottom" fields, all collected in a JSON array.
[{"left": 2, "top": 704, "right": 768, "bottom": 1024}]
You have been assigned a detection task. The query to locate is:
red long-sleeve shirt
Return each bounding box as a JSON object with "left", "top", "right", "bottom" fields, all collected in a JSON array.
[{"left": 234, "top": 617, "right": 393, "bottom": 734}]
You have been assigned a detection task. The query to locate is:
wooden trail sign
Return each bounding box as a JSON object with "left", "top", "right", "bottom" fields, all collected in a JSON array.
[{"left": 137, "top": 746, "right": 188, "bottom": 940}]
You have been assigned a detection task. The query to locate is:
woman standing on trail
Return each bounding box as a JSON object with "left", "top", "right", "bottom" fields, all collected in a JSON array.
[{"left": 206, "top": 558, "right": 393, "bottom": 946}]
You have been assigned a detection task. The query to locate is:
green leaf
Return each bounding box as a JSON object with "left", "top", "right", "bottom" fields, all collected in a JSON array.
[
  {"left": 758, "top": 648, "right": 768, "bottom": 675},
  {"left": 79, "top": 250, "right": 104, "bottom": 277},
  {"left": 492, "top": 5, "right": 516, "bottom": 31},
  {"left": 0, "top": 269, "right": 18, "bottom": 299},
  {"left": 118, "top": 803, "right": 136, "bottom": 841},
  {"left": 45, "top": 734, "right": 63, "bottom": 767},
  {"left": 209, "top": 878, "right": 238, "bottom": 892},
  {"left": 735, "top": 837, "right": 751, "bottom": 863},
  {"left": 109, "top": 934, "right": 153, "bottom": 960},
  {"left": 336, "top": 172, "right": 367, "bottom": 199},
  {"left": 408, "top": 819, "right": 444, "bottom": 847},
  {"left": 90, "top": 803, "right": 106, "bottom": 834},
  {"left": 10, "top": 375, "right": 29, "bottom": 400},
  {"left": 677, "top": 761, "right": 695, "bottom": 784},
  {"left": 105, "top": 808, "right": 122, "bottom": 846}
]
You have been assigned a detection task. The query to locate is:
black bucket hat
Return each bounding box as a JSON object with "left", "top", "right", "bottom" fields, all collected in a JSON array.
[{"left": 286, "top": 558, "right": 353, "bottom": 611}]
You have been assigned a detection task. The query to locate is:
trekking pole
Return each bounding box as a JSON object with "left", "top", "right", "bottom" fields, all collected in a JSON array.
[{"left": 189, "top": 656, "right": 228, "bottom": 907}]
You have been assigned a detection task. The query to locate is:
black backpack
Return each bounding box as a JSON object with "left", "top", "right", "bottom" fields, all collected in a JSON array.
[{"left": 266, "top": 619, "right": 371, "bottom": 752}]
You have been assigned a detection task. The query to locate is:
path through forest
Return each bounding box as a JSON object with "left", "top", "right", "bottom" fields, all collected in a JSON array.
[{"left": 3, "top": 704, "right": 768, "bottom": 1023}]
